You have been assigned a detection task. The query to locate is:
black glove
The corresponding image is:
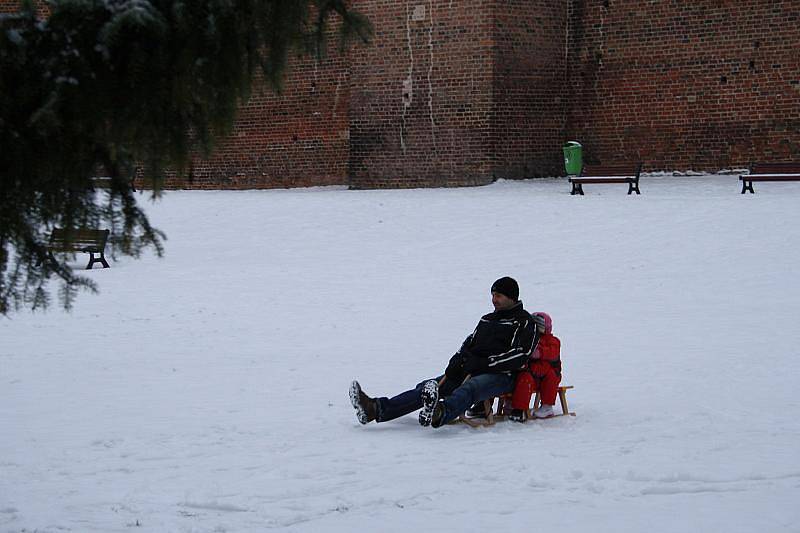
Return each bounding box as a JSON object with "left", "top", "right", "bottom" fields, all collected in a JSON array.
[
  {"left": 445, "top": 353, "right": 464, "bottom": 379},
  {"left": 462, "top": 353, "right": 488, "bottom": 374}
]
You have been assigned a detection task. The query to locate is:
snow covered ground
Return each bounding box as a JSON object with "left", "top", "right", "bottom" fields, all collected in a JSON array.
[{"left": 2, "top": 175, "right": 799, "bottom": 532}]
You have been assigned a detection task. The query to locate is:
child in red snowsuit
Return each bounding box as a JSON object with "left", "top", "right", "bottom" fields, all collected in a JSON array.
[{"left": 510, "top": 311, "right": 561, "bottom": 419}]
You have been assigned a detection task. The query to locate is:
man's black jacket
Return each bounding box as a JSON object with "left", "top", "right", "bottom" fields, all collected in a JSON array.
[{"left": 450, "top": 301, "right": 542, "bottom": 377}]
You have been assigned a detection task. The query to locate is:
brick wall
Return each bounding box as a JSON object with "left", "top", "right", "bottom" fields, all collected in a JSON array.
[
  {"left": 348, "top": 0, "right": 496, "bottom": 188},
  {"left": 492, "top": 0, "right": 567, "bottom": 178},
  {"left": 0, "top": 0, "right": 350, "bottom": 190},
  {"left": 566, "top": 0, "right": 800, "bottom": 171},
  {"left": 3, "top": 1, "right": 799, "bottom": 186},
  {"left": 0, "top": 0, "right": 48, "bottom": 17},
  {"left": 163, "top": 46, "right": 351, "bottom": 189}
]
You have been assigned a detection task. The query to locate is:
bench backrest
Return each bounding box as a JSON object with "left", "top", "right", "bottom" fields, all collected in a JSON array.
[
  {"left": 49, "top": 228, "right": 109, "bottom": 251},
  {"left": 750, "top": 162, "right": 800, "bottom": 174},
  {"left": 581, "top": 162, "right": 642, "bottom": 178}
]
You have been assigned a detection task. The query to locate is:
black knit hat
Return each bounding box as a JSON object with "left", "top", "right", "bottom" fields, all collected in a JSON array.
[{"left": 491, "top": 276, "right": 519, "bottom": 301}]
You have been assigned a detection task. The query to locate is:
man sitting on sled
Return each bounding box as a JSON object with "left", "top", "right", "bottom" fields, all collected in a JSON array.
[
  {"left": 350, "top": 276, "right": 543, "bottom": 428},
  {"left": 468, "top": 310, "right": 562, "bottom": 422}
]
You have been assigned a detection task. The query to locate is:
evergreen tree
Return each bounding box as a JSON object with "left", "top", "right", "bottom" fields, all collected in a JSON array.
[{"left": 0, "top": 0, "right": 371, "bottom": 315}]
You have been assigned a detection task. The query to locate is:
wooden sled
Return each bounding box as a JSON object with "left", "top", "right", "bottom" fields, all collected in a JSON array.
[{"left": 453, "top": 386, "right": 575, "bottom": 427}]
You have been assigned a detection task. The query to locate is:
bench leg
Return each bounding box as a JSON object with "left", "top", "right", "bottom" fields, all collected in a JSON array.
[
  {"left": 570, "top": 182, "right": 584, "bottom": 195},
  {"left": 87, "top": 252, "right": 110, "bottom": 269},
  {"left": 628, "top": 181, "right": 641, "bottom": 195},
  {"left": 741, "top": 181, "right": 754, "bottom": 194},
  {"left": 38, "top": 251, "right": 56, "bottom": 267}
]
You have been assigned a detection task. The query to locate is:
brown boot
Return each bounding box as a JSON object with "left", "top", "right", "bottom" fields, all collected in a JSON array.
[{"left": 349, "top": 380, "right": 377, "bottom": 424}]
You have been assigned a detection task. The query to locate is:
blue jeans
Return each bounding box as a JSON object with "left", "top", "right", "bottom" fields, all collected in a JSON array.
[{"left": 374, "top": 373, "right": 515, "bottom": 426}]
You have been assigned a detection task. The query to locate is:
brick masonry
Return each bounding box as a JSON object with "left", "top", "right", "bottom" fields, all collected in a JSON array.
[
  {"left": 492, "top": 0, "right": 568, "bottom": 179},
  {"left": 348, "top": 1, "right": 496, "bottom": 188},
  {"left": 0, "top": 0, "right": 48, "bottom": 17},
  {"left": 3, "top": 1, "right": 799, "bottom": 187},
  {"left": 170, "top": 48, "right": 352, "bottom": 190},
  {"left": 566, "top": 1, "right": 800, "bottom": 170}
]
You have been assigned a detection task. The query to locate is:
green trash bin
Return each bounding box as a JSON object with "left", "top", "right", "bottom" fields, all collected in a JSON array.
[{"left": 563, "top": 141, "right": 582, "bottom": 175}]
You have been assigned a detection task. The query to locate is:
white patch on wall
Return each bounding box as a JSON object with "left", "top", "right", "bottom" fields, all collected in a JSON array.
[
  {"left": 412, "top": 5, "right": 426, "bottom": 21},
  {"left": 403, "top": 77, "right": 413, "bottom": 108}
]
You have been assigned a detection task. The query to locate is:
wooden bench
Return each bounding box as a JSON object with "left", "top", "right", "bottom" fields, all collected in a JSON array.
[
  {"left": 45, "top": 228, "right": 110, "bottom": 269},
  {"left": 457, "top": 385, "right": 575, "bottom": 427},
  {"left": 739, "top": 162, "right": 800, "bottom": 194},
  {"left": 569, "top": 162, "right": 643, "bottom": 195}
]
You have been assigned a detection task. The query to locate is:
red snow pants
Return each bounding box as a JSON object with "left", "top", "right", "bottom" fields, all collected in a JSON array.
[{"left": 511, "top": 360, "right": 561, "bottom": 409}]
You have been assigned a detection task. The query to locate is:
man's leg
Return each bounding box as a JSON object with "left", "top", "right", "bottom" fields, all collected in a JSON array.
[
  {"left": 437, "top": 373, "right": 515, "bottom": 426},
  {"left": 373, "top": 375, "right": 451, "bottom": 423}
]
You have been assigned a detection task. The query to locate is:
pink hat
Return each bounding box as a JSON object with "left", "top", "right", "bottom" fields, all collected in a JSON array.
[{"left": 532, "top": 312, "right": 552, "bottom": 334}]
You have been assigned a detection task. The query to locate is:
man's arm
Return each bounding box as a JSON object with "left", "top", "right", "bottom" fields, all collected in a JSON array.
[
  {"left": 484, "top": 316, "right": 540, "bottom": 372},
  {"left": 444, "top": 332, "right": 476, "bottom": 380},
  {"left": 458, "top": 329, "right": 476, "bottom": 354}
]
